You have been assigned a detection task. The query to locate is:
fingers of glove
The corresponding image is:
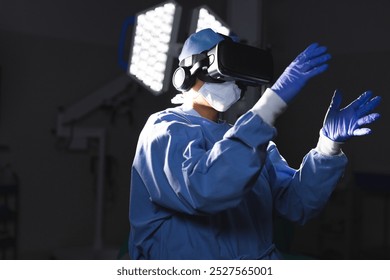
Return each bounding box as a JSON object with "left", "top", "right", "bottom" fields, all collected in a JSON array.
[
  {"left": 356, "top": 113, "right": 381, "bottom": 126},
  {"left": 306, "top": 45, "right": 328, "bottom": 60},
  {"left": 302, "top": 43, "right": 326, "bottom": 57},
  {"left": 357, "top": 96, "right": 382, "bottom": 117},
  {"left": 327, "top": 89, "right": 343, "bottom": 112},
  {"left": 304, "top": 63, "right": 329, "bottom": 80},
  {"left": 346, "top": 91, "right": 373, "bottom": 110},
  {"left": 295, "top": 43, "right": 328, "bottom": 63},
  {"left": 294, "top": 43, "right": 319, "bottom": 62},
  {"left": 352, "top": 127, "right": 372, "bottom": 137},
  {"left": 300, "top": 53, "right": 331, "bottom": 72},
  {"left": 303, "top": 43, "right": 320, "bottom": 53}
]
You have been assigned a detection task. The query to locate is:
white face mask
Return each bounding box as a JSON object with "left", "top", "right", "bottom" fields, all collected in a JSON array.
[{"left": 198, "top": 81, "right": 241, "bottom": 112}]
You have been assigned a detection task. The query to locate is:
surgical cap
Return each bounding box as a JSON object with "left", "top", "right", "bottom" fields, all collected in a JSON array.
[{"left": 178, "top": 28, "right": 225, "bottom": 62}]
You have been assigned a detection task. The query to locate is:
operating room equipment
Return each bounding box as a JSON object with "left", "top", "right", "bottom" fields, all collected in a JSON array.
[{"left": 55, "top": 75, "right": 134, "bottom": 257}]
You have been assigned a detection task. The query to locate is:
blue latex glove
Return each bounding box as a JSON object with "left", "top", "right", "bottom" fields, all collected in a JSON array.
[
  {"left": 271, "top": 43, "right": 331, "bottom": 104},
  {"left": 322, "top": 90, "right": 381, "bottom": 142}
]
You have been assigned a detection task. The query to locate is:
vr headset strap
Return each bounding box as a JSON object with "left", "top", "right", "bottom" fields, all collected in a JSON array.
[{"left": 178, "top": 53, "right": 223, "bottom": 83}]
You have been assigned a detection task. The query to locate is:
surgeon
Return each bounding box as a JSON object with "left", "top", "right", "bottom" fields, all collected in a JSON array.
[{"left": 128, "top": 28, "right": 381, "bottom": 259}]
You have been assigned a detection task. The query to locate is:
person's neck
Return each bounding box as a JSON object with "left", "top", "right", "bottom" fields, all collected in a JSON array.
[
  {"left": 192, "top": 102, "right": 219, "bottom": 122},
  {"left": 186, "top": 80, "right": 219, "bottom": 122}
]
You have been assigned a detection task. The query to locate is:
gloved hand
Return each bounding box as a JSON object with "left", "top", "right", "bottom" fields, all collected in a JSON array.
[
  {"left": 271, "top": 43, "right": 331, "bottom": 104},
  {"left": 322, "top": 90, "right": 381, "bottom": 142}
]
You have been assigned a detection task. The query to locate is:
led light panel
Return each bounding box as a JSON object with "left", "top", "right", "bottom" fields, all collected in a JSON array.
[
  {"left": 190, "top": 6, "right": 230, "bottom": 36},
  {"left": 128, "top": 1, "right": 181, "bottom": 94}
]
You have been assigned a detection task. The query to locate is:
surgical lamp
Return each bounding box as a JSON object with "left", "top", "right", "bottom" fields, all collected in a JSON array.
[
  {"left": 127, "top": 1, "right": 181, "bottom": 95},
  {"left": 190, "top": 5, "right": 230, "bottom": 36}
]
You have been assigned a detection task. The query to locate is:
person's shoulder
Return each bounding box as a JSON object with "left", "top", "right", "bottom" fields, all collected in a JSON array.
[
  {"left": 147, "top": 107, "right": 191, "bottom": 124},
  {"left": 140, "top": 107, "right": 203, "bottom": 145},
  {"left": 144, "top": 107, "right": 201, "bottom": 137}
]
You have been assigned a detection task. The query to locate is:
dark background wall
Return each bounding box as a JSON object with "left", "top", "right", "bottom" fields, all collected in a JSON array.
[
  {"left": 0, "top": 0, "right": 389, "bottom": 259},
  {"left": 264, "top": 0, "right": 390, "bottom": 259}
]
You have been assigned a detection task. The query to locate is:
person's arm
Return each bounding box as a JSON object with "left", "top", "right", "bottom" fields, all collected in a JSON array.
[
  {"left": 267, "top": 142, "right": 347, "bottom": 225},
  {"left": 269, "top": 90, "right": 381, "bottom": 224},
  {"left": 252, "top": 43, "right": 332, "bottom": 126}
]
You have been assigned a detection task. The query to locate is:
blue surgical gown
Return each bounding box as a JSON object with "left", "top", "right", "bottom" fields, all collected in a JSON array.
[{"left": 129, "top": 105, "right": 348, "bottom": 259}]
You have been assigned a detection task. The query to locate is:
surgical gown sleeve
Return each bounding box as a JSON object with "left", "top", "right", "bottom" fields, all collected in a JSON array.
[
  {"left": 265, "top": 142, "right": 348, "bottom": 224},
  {"left": 133, "top": 110, "right": 276, "bottom": 215}
]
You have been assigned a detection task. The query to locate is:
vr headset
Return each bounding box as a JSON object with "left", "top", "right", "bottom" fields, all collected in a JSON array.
[{"left": 172, "top": 39, "right": 273, "bottom": 92}]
